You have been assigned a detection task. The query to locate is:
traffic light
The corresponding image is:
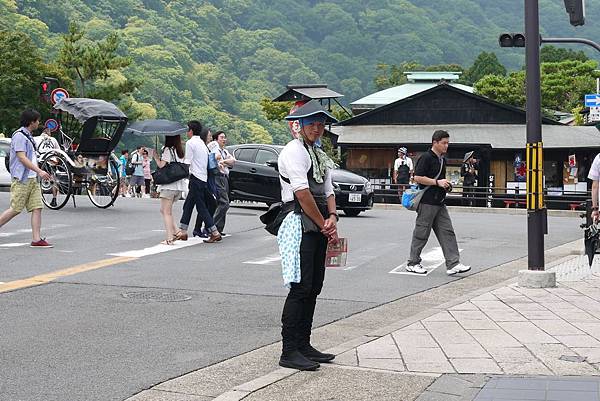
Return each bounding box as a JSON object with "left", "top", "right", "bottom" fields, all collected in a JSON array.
[
  {"left": 564, "top": 0, "right": 585, "bottom": 26},
  {"left": 39, "top": 77, "right": 59, "bottom": 103},
  {"left": 499, "top": 33, "right": 526, "bottom": 48}
]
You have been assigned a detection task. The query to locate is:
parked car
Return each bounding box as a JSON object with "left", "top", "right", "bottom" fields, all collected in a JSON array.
[
  {"left": 227, "top": 143, "right": 374, "bottom": 216},
  {"left": 0, "top": 138, "right": 11, "bottom": 187}
]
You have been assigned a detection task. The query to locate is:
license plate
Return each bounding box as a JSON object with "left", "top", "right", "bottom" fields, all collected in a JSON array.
[{"left": 349, "top": 193, "right": 362, "bottom": 203}]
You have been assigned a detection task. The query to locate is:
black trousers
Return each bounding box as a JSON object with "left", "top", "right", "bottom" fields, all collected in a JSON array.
[
  {"left": 281, "top": 231, "right": 328, "bottom": 353},
  {"left": 180, "top": 175, "right": 215, "bottom": 231}
]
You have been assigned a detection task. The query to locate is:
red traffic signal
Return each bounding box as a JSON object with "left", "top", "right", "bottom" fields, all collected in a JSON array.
[
  {"left": 39, "top": 77, "right": 60, "bottom": 103},
  {"left": 499, "top": 33, "right": 526, "bottom": 48}
]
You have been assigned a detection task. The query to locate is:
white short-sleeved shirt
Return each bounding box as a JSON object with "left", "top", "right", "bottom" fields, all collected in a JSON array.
[
  {"left": 278, "top": 139, "right": 334, "bottom": 203},
  {"left": 34, "top": 134, "right": 60, "bottom": 154},
  {"left": 588, "top": 154, "right": 600, "bottom": 201},
  {"left": 185, "top": 135, "right": 208, "bottom": 182},
  {"left": 393, "top": 156, "right": 413, "bottom": 172},
  {"left": 157, "top": 147, "right": 188, "bottom": 192}
]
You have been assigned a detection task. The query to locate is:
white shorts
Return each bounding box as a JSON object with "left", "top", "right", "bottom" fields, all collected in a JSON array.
[{"left": 159, "top": 189, "right": 181, "bottom": 201}]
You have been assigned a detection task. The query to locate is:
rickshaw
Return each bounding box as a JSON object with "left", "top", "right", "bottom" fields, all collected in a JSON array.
[{"left": 39, "top": 98, "right": 128, "bottom": 209}]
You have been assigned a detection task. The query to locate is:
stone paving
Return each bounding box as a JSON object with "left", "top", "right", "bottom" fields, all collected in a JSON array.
[{"left": 334, "top": 270, "right": 600, "bottom": 377}]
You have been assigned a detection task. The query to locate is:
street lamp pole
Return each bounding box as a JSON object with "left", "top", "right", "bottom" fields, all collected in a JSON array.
[{"left": 525, "top": 0, "right": 546, "bottom": 270}]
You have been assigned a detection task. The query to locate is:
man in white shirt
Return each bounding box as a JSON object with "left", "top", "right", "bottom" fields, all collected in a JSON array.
[
  {"left": 277, "top": 100, "right": 339, "bottom": 371},
  {"left": 174, "top": 120, "right": 221, "bottom": 243},
  {"left": 588, "top": 153, "right": 600, "bottom": 222},
  {"left": 211, "top": 131, "right": 235, "bottom": 233},
  {"left": 393, "top": 147, "right": 413, "bottom": 196}
]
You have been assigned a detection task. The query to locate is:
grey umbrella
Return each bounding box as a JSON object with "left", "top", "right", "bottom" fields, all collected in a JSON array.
[{"left": 124, "top": 119, "right": 188, "bottom": 136}]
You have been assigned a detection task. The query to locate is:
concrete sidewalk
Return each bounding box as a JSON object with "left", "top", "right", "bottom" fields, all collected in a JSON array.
[{"left": 127, "top": 240, "right": 600, "bottom": 401}]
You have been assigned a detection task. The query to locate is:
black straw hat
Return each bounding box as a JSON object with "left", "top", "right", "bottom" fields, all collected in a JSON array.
[{"left": 284, "top": 99, "right": 338, "bottom": 123}]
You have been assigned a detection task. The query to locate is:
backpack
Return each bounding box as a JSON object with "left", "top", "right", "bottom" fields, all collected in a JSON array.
[{"left": 5, "top": 129, "right": 36, "bottom": 174}]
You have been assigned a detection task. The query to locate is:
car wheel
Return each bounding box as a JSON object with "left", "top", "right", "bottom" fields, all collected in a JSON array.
[{"left": 343, "top": 209, "right": 361, "bottom": 217}]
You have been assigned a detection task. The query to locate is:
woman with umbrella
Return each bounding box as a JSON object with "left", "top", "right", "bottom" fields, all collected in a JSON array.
[{"left": 125, "top": 119, "right": 189, "bottom": 245}]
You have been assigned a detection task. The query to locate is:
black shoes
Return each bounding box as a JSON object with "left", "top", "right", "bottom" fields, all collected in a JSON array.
[
  {"left": 299, "top": 345, "right": 336, "bottom": 363},
  {"left": 279, "top": 350, "right": 320, "bottom": 371}
]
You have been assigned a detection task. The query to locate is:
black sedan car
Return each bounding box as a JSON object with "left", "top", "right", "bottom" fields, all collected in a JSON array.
[{"left": 227, "top": 143, "right": 373, "bottom": 216}]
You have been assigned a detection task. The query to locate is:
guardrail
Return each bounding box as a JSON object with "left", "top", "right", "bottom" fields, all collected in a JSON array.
[{"left": 371, "top": 183, "right": 590, "bottom": 210}]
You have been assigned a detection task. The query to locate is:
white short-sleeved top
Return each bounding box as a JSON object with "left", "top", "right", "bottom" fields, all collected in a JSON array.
[
  {"left": 277, "top": 139, "right": 334, "bottom": 203},
  {"left": 157, "top": 147, "right": 188, "bottom": 192},
  {"left": 185, "top": 135, "right": 208, "bottom": 182},
  {"left": 393, "top": 156, "right": 413, "bottom": 172},
  {"left": 588, "top": 153, "right": 600, "bottom": 202}
]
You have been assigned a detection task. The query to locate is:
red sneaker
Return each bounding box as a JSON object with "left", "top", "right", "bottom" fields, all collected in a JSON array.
[{"left": 30, "top": 238, "right": 53, "bottom": 248}]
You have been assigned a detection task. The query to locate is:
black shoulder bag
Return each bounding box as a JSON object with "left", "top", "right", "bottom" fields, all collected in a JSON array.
[{"left": 152, "top": 148, "right": 189, "bottom": 185}]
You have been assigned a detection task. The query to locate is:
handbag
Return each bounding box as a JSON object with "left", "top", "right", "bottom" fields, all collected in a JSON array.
[
  {"left": 260, "top": 201, "right": 294, "bottom": 236},
  {"left": 208, "top": 152, "right": 219, "bottom": 174},
  {"left": 401, "top": 158, "right": 444, "bottom": 211},
  {"left": 152, "top": 148, "right": 189, "bottom": 185}
]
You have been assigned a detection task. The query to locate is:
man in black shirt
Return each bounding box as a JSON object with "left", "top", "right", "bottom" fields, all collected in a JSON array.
[{"left": 406, "top": 130, "right": 471, "bottom": 276}]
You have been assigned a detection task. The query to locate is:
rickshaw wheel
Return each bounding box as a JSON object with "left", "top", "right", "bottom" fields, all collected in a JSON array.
[
  {"left": 39, "top": 155, "right": 72, "bottom": 210},
  {"left": 87, "top": 158, "right": 120, "bottom": 208}
]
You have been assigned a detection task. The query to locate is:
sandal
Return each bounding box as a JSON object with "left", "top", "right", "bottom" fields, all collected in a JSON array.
[
  {"left": 160, "top": 239, "right": 175, "bottom": 245},
  {"left": 173, "top": 230, "right": 188, "bottom": 241}
]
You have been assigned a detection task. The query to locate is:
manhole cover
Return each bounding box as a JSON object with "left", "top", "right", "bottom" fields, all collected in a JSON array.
[
  {"left": 121, "top": 291, "right": 192, "bottom": 302},
  {"left": 559, "top": 355, "right": 587, "bottom": 363}
]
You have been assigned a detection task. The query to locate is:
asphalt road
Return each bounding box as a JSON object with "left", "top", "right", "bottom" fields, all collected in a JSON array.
[{"left": 0, "top": 193, "right": 583, "bottom": 401}]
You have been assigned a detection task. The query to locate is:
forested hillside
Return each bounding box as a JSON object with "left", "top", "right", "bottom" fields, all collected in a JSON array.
[{"left": 1, "top": 0, "right": 600, "bottom": 144}]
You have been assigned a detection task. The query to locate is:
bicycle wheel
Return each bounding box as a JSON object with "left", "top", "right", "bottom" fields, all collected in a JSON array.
[
  {"left": 39, "top": 154, "right": 72, "bottom": 210},
  {"left": 87, "top": 159, "right": 120, "bottom": 208}
]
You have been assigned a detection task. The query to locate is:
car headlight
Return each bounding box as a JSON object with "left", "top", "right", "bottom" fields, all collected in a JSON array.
[{"left": 364, "top": 181, "right": 373, "bottom": 193}]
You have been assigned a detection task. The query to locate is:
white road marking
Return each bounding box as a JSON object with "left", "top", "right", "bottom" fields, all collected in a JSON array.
[
  {"left": 0, "top": 243, "right": 29, "bottom": 248},
  {"left": 16, "top": 229, "right": 32, "bottom": 233},
  {"left": 108, "top": 238, "right": 207, "bottom": 257},
  {"left": 0, "top": 233, "right": 16, "bottom": 237},
  {"left": 151, "top": 229, "right": 165, "bottom": 232},
  {"left": 389, "top": 247, "right": 463, "bottom": 276},
  {"left": 108, "top": 235, "right": 231, "bottom": 258},
  {"left": 244, "top": 253, "right": 281, "bottom": 265}
]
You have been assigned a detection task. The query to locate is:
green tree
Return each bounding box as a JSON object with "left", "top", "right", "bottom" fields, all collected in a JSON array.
[
  {"left": 540, "top": 45, "right": 588, "bottom": 63},
  {"left": 0, "top": 30, "right": 50, "bottom": 133},
  {"left": 474, "top": 59, "right": 599, "bottom": 112},
  {"left": 58, "top": 22, "right": 132, "bottom": 97},
  {"left": 462, "top": 52, "right": 506, "bottom": 85}
]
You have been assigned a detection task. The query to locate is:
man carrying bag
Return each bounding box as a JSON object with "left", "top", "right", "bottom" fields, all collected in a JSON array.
[{"left": 405, "top": 130, "right": 471, "bottom": 276}]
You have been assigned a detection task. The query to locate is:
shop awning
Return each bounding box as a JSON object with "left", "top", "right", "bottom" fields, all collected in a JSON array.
[{"left": 331, "top": 124, "right": 600, "bottom": 149}]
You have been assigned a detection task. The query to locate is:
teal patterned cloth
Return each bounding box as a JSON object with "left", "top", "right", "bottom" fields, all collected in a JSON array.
[
  {"left": 277, "top": 212, "right": 302, "bottom": 288},
  {"left": 298, "top": 137, "right": 337, "bottom": 184}
]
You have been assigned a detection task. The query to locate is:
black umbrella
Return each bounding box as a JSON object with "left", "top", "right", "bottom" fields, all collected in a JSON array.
[
  {"left": 584, "top": 223, "right": 600, "bottom": 267},
  {"left": 124, "top": 119, "right": 188, "bottom": 136}
]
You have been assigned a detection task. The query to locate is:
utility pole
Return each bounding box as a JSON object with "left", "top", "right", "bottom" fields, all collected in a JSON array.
[{"left": 524, "top": 0, "right": 546, "bottom": 272}]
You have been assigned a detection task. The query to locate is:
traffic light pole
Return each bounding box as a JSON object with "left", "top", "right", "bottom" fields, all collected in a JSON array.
[
  {"left": 525, "top": 0, "right": 546, "bottom": 271},
  {"left": 519, "top": 0, "right": 556, "bottom": 288}
]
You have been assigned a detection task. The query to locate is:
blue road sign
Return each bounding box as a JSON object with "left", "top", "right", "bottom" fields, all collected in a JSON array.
[
  {"left": 585, "top": 94, "right": 600, "bottom": 107},
  {"left": 45, "top": 119, "right": 59, "bottom": 132}
]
